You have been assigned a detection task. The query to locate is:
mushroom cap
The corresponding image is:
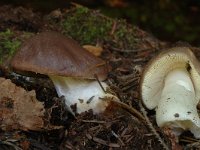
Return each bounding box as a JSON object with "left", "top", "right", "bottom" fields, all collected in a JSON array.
[
  {"left": 140, "top": 47, "right": 200, "bottom": 109},
  {"left": 11, "top": 31, "right": 109, "bottom": 81}
]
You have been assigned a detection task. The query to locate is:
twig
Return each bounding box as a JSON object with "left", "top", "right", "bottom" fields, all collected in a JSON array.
[
  {"left": 93, "top": 137, "right": 120, "bottom": 148},
  {"left": 110, "top": 21, "right": 117, "bottom": 35},
  {"left": 181, "top": 136, "right": 199, "bottom": 142},
  {"left": 28, "top": 139, "right": 52, "bottom": 150},
  {"left": 111, "top": 47, "right": 152, "bottom": 53},
  {"left": 81, "top": 119, "right": 106, "bottom": 124},
  {"left": 121, "top": 81, "right": 138, "bottom": 91},
  {"left": 139, "top": 100, "right": 170, "bottom": 150},
  {"left": 62, "top": 141, "right": 74, "bottom": 150},
  {"left": 184, "top": 140, "right": 200, "bottom": 149},
  {"left": 126, "top": 135, "right": 135, "bottom": 143},
  {"left": 0, "top": 141, "right": 22, "bottom": 150},
  {"left": 86, "top": 133, "right": 120, "bottom": 148},
  {"left": 103, "top": 98, "right": 145, "bottom": 121},
  {"left": 111, "top": 130, "right": 125, "bottom": 146},
  {"left": 94, "top": 74, "right": 106, "bottom": 93}
]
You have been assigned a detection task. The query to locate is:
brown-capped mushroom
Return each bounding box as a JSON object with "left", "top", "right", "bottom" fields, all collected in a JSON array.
[
  {"left": 11, "top": 31, "right": 118, "bottom": 114},
  {"left": 140, "top": 47, "right": 200, "bottom": 138}
]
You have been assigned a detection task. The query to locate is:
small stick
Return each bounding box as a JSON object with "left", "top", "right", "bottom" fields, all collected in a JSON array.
[
  {"left": 102, "top": 98, "right": 145, "bottom": 121},
  {"left": 0, "top": 141, "right": 22, "bottom": 150},
  {"left": 139, "top": 100, "right": 169, "bottom": 150},
  {"left": 111, "top": 130, "right": 125, "bottom": 146},
  {"left": 185, "top": 141, "right": 200, "bottom": 149},
  {"left": 110, "top": 21, "right": 117, "bottom": 35},
  {"left": 94, "top": 74, "right": 106, "bottom": 93},
  {"left": 93, "top": 137, "right": 120, "bottom": 148},
  {"left": 81, "top": 120, "right": 106, "bottom": 124},
  {"left": 111, "top": 47, "right": 152, "bottom": 53}
]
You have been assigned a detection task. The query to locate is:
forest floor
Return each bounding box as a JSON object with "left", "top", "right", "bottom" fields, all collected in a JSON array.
[{"left": 0, "top": 4, "right": 199, "bottom": 150}]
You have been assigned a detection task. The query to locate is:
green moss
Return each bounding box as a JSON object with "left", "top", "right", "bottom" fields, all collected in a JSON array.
[
  {"left": 0, "top": 29, "right": 21, "bottom": 64},
  {"left": 62, "top": 6, "right": 112, "bottom": 44},
  {"left": 112, "top": 20, "right": 137, "bottom": 49},
  {"left": 61, "top": 6, "right": 138, "bottom": 49}
]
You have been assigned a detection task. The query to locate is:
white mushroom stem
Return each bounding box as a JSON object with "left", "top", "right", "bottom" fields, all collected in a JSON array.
[
  {"left": 49, "top": 75, "right": 117, "bottom": 114},
  {"left": 156, "top": 68, "right": 200, "bottom": 138}
]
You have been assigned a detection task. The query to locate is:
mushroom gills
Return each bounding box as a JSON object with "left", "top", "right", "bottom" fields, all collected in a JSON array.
[
  {"left": 49, "top": 75, "right": 116, "bottom": 114},
  {"left": 156, "top": 68, "right": 200, "bottom": 138}
]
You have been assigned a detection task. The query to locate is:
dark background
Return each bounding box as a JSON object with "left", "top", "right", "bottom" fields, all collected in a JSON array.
[{"left": 1, "top": 0, "right": 200, "bottom": 46}]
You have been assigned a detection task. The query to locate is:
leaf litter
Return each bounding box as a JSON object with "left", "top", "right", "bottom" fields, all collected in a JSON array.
[{"left": 0, "top": 77, "right": 45, "bottom": 131}]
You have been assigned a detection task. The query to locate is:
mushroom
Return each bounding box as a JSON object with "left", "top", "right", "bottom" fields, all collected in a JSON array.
[
  {"left": 11, "top": 31, "right": 118, "bottom": 114},
  {"left": 140, "top": 47, "right": 200, "bottom": 138}
]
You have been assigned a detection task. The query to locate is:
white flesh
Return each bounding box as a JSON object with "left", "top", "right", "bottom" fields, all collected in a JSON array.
[{"left": 156, "top": 68, "right": 200, "bottom": 138}]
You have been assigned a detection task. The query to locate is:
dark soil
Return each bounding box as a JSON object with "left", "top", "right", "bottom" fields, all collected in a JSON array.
[{"left": 0, "top": 4, "right": 199, "bottom": 150}]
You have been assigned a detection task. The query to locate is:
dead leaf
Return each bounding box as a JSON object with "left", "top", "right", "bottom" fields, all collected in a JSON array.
[
  {"left": 105, "top": 0, "right": 128, "bottom": 7},
  {"left": 163, "top": 127, "right": 183, "bottom": 150},
  {"left": 83, "top": 45, "right": 103, "bottom": 57},
  {"left": 20, "top": 140, "right": 30, "bottom": 150},
  {"left": 0, "top": 77, "right": 45, "bottom": 131}
]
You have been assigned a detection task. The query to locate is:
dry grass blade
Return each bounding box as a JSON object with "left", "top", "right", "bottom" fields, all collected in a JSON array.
[
  {"left": 111, "top": 130, "right": 125, "bottom": 146},
  {"left": 81, "top": 120, "right": 106, "bottom": 124},
  {"left": 86, "top": 133, "right": 120, "bottom": 148},
  {"left": 184, "top": 141, "right": 200, "bottom": 149},
  {"left": 94, "top": 74, "right": 106, "bottom": 93},
  {"left": 104, "top": 98, "right": 145, "bottom": 121},
  {"left": 93, "top": 137, "right": 120, "bottom": 148},
  {"left": 139, "top": 100, "right": 170, "bottom": 150},
  {"left": 0, "top": 141, "right": 22, "bottom": 150},
  {"left": 111, "top": 47, "right": 152, "bottom": 53}
]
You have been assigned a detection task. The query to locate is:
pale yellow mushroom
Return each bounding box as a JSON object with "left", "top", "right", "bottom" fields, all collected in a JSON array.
[{"left": 140, "top": 47, "right": 200, "bottom": 138}]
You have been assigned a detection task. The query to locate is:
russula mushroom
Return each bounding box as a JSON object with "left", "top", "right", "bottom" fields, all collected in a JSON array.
[
  {"left": 140, "top": 47, "right": 200, "bottom": 138},
  {"left": 11, "top": 31, "right": 118, "bottom": 114}
]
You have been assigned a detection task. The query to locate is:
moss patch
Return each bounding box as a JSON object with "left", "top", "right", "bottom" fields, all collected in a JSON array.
[
  {"left": 61, "top": 6, "right": 112, "bottom": 44},
  {"left": 61, "top": 6, "right": 138, "bottom": 49},
  {"left": 0, "top": 29, "right": 21, "bottom": 64}
]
